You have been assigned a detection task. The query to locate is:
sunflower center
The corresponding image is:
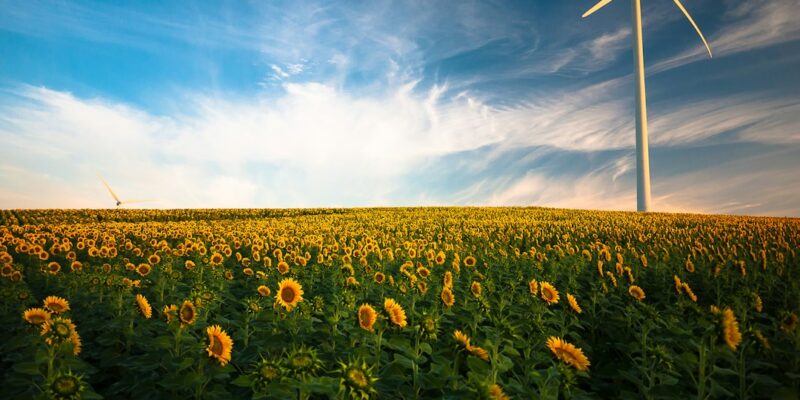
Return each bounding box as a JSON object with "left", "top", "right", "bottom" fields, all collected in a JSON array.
[
  {"left": 52, "top": 376, "right": 79, "bottom": 395},
  {"left": 347, "top": 368, "right": 369, "bottom": 388},
  {"left": 290, "top": 354, "right": 312, "bottom": 369},
  {"left": 30, "top": 315, "right": 46, "bottom": 324},
  {"left": 260, "top": 365, "right": 279, "bottom": 380},
  {"left": 54, "top": 323, "right": 71, "bottom": 338},
  {"left": 210, "top": 336, "right": 223, "bottom": 355},
  {"left": 281, "top": 287, "right": 296, "bottom": 303}
]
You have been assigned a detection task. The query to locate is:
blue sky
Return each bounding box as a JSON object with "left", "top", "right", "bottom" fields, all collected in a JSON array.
[{"left": 1, "top": 0, "right": 799, "bottom": 215}]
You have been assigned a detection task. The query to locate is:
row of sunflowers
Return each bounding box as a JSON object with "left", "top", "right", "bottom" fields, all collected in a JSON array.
[{"left": 0, "top": 207, "right": 798, "bottom": 399}]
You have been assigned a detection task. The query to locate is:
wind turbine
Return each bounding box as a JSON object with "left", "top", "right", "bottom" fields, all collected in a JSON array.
[
  {"left": 582, "top": 0, "right": 712, "bottom": 212},
  {"left": 99, "top": 176, "right": 156, "bottom": 208}
]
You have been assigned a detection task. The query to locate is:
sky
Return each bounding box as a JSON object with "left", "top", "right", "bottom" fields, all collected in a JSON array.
[{"left": 1, "top": 0, "right": 799, "bottom": 216}]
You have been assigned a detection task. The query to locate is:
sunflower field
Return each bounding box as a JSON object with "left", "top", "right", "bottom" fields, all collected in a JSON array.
[{"left": 0, "top": 207, "right": 798, "bottom": 399}]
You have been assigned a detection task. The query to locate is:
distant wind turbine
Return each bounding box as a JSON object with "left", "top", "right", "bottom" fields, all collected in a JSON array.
[
  {"left": 99, "top": 176, "right": 156, "bottom": 208},
  {"left": 582, "top": 0, "right": 712, "bottom": 212}
]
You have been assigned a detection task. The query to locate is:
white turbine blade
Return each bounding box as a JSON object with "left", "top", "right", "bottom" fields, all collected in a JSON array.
[
  {"left": 582, "top": 0, "right": 613, "bottom": 18},
  {"left": 673, "top": 0, "right": 713, "bottom": 57},
  {"left": 98, "top": 176, "right": 121, "bottom": 203}
]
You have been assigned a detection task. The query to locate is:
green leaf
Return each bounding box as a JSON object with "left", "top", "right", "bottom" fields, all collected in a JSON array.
[
  {"left": 231, "top": 374, "right": 253, "bottom": 387},
  {"left": 12, "top": 362, "right": 41, "bottom": 375}
]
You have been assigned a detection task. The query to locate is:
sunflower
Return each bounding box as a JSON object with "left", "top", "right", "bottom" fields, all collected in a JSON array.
[
  {"left": 416, "top": 266, "right": 430, "bottom": 279},
  {"left": 206, "top": 325, "right": 234, "bottom": 366},
  {"left": 540, "top": 282, "right": 560, "bottom": 305},
  {"left": 567, "top": 293, "right": 582, "bottom": 314},
  {"left": 253, "top": 357, "right": 284, "bottom": 387},
  {"left": 346, "top": 276, "right": 360, "bottom": 286},
  {"left": 185, "top": 260, "right": 196, "bottom": 270},
  {"left": 464, "top": 256, "right": 476, "bottom": 267},
  {"left": 338, "top": 357, "right": 379, "bottom": 399},
  {"left": 23, "top": 307, "right": 52, "bottom": 325},
  {"left": 435, "top": 251, "right": 446, "bottom": 265},
  {"left": 470, "top": 281, "right": 482, "bottom": 298},
  {"left": 287, "top": 346, "right": 323, "bottom": 377},
  {"left": 41, "top": 317, "right": 77, "bottom": 347},
  {"left": 628, "top": 285, "right": 646, "bottom": 301},
  {"left": 162, "top": 304, "right": 178, "bottom": 324},
  {"left": 136, "top": 294, "right": 152, "bottom": 319},
  {"left": 373, "top": 272, "right": 385, "bottom": 284},
  {"left": 487, "top": 383, "right": 510, "bottom": 400},
  {"left": 136, "top": 263, "right": 152, "bottom": 277},
  {"left": 277, "top": 261, "right": 290, "bottom": 275},
  {"left": 682, "top": 283, "right": 698, "bottom": 302},
  {"left": 468, "top": 345, "right": 490, "bottom": 361},
  {"left": 46, "top": 262, "right": 61, "bottom": 275},
  {"left": 383, "top": 298, "right": 407, "bottom": 328},
  {"left": 179, "top": 300, "right": 197, "bottom": 326},
  {"left": 47, "top": 370, "right": 86, "bottom": 400},
  {"left": 673, "top": 275, "right": 683, "bottom": 294},
  {"left": 722, "top": 307, "right": 742, "bottom": 351},
  {"left": 358, "top": 304, "right": 377, "bottom": 332},
  {"left": 210, "top": 252, "right": 224, "bottom": 266},
  {"left": 441, "top": 287, "right": 455, "bottom": 307},
  {"left": 546, "top": 336, "right": 590, "bottom": 371},
  {"left": 529, "top": 279, "right": 539, "bottom": 296},
  {"left": 257, "top": 285, "right": 271, "bottom": 297},
  {"left": 754, "top": 294, "right": 763, "bottom": 313},
  {"left": 453, "top": 330, "right": 471, "bottom": 348},
  {"left": 43, "top": 296, "right": 70, "bottom": 314},
  {"left": 276, "top": 278, "right": 304, "bottom": 311},
  {"left": 443, "top": 271, "right": 453, "bottom": 289},
  {"left": 148, "top": 254, "right": 161, "bottom": 265}
]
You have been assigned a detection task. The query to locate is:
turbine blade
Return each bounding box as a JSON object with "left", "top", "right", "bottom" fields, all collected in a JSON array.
[
  {"left": 582, "top": 0, "right": 613, "bottom": 18},
  {"left": 98, "top": 176, "right": 121, "bottom": 203},
  {"left": 673, "top": 0, "right": 713, "bottom": 57}
]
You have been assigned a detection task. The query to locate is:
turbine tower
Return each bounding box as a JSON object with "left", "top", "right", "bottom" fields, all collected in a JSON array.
[{"left": 582, "top": 0, "right": 712, "bottom": 212}]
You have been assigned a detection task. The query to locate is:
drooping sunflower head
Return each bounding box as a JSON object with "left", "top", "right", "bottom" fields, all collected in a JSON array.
[
  {"left": 23, "top": 307, "right": 52, "bottom": 325},
  {"left": 453, "top": 330, "right": 471, "bottom": 349},
  {"left": 485, "top": 383, "right": 511, "bottom": 400},
  {"left": 338, "top": 357, "right": 378, "bottom": 399},
  {"left": 468, "top": 345, "right": 490, "bottom": 361},
  {"left": 546, "top": 336, "right": 590, "bottom": 371},
  {"left": 135, "top": 294, "right": 152, "bottom": 319},
  {"left": 206, "top": 324, "right": 234, "bottom": 366},
  {"left": 257, "top": 285, "right": 271, "bottom": 297},
  {"left": 567, "top": 293, "right": 582, "bottom": 314},
  {"left": 185, "top": 260, "right": 196, "bottom": 270},
  {"left": 628, "top": 285, "right": 646, "bottom": 301},
  {"left": 357, "top": 304, "right": 377, "bottom": 332},
  {"left": 722, "top": 307, "right": 742, "bottom": 351},
  {"left": 276, "top": 278, "right": 304, "bottom": 311},
  {"left": 179, "top": 300, "right": 197, "bottom": 326},
  {"left": 43, "top": 296, "right": 70, "bottom": 314},
  {"left": 540, "top": 282, "right": 560, "bottom": 305},
  {"left": 47, "top": 370, "right": 86, "bottom": 400}
]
